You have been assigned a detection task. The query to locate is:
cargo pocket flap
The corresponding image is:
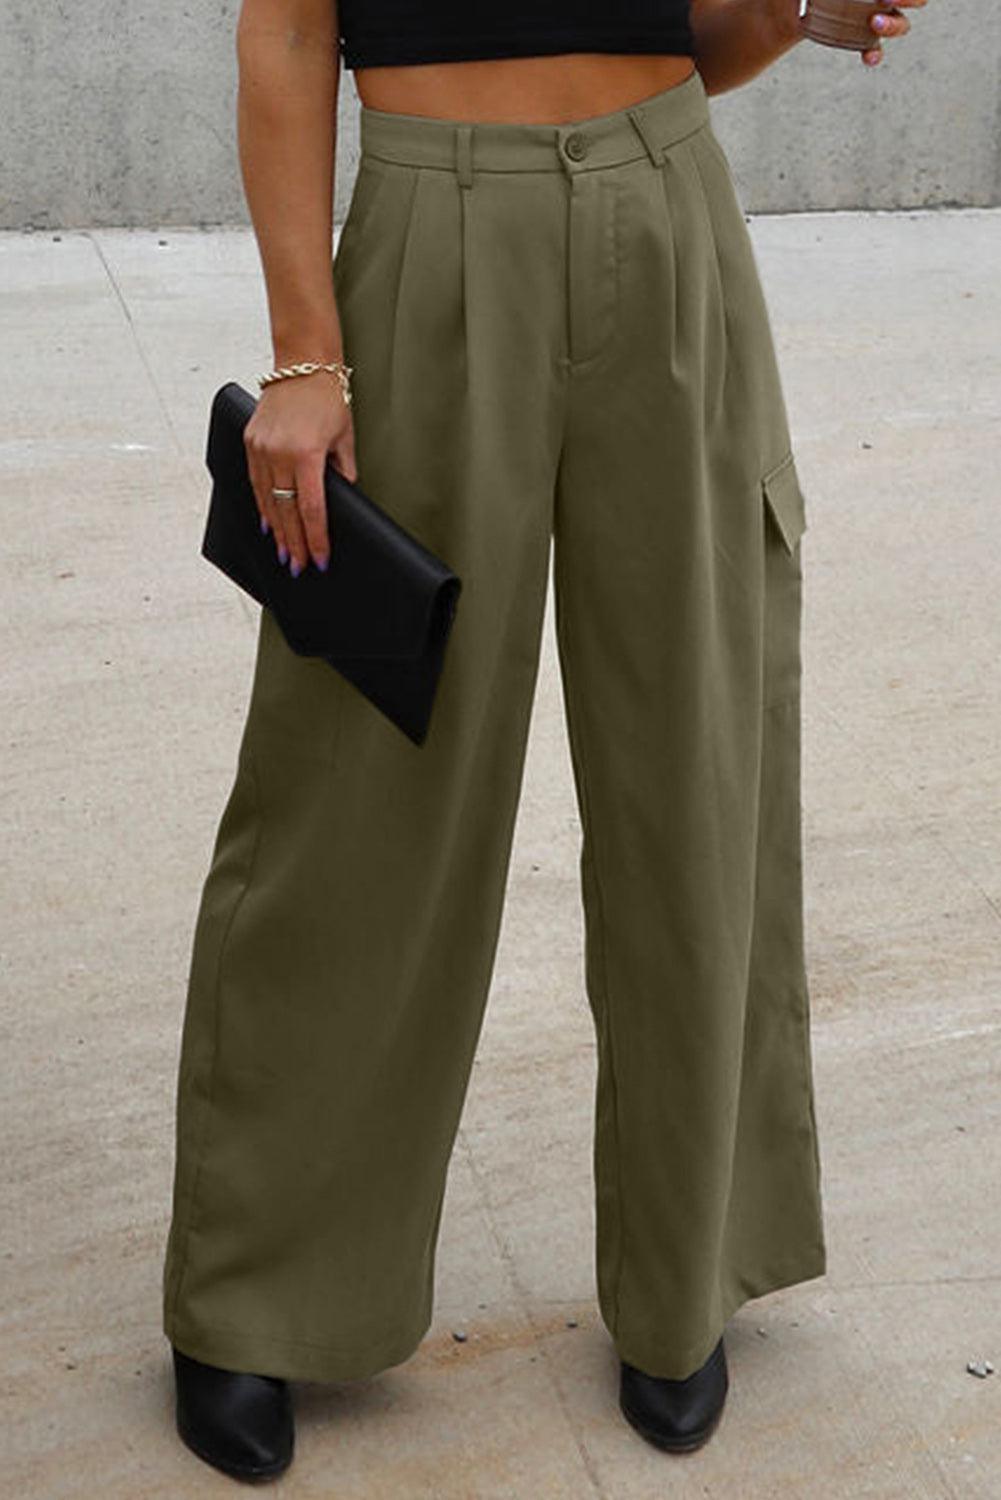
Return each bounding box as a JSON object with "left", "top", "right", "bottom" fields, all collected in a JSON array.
[{"left": 762, "top": 453, "right": 808, "bottom": 555}]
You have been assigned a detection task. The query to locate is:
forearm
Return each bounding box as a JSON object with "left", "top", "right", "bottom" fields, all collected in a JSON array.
[
  {"left": 690, "top": 0, "right": 804, "bottom": 95},
  {"left": 235, "top": 7, "right": 343, "bottom": 365}
]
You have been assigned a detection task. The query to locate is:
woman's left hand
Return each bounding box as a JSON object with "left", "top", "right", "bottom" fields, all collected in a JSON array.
[{"left": 861, "top": 0, "right": 926, "bottom": 66}]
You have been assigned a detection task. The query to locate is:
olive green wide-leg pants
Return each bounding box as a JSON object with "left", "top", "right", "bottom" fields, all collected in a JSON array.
[{"left": 162, "top": 67, "right": 826, "bottom": 1384}]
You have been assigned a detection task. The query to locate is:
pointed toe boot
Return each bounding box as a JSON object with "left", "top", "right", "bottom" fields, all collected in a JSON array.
[
  {"left": 172, "top": 1344, "right": 295, "bottom": 1482},
  {"left": 619, "top": 1335, "right": 728, "bottom": 1453}
]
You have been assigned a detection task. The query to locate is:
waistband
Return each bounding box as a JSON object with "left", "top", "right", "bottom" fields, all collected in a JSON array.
[{"left": 358, "top": 67, "right": 710, "bottom": 179}]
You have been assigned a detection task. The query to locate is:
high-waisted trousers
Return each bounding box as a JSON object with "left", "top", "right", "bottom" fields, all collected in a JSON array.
[{"left": 162, "top": 66, "right": 827, "bottom": 1384}]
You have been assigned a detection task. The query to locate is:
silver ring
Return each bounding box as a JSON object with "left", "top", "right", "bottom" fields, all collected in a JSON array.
[{"left": 271, "top": 487, "right": 298, "bottom": 504}]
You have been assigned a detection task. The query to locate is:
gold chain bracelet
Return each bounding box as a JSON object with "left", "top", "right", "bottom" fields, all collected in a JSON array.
[{"left": 257, "top": 360, "right": 353, "bottom": 406}]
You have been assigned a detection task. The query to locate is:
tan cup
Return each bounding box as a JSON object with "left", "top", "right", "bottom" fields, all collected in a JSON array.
[{"left": 798, "top": 0, "right": 893, "bottom": 50}]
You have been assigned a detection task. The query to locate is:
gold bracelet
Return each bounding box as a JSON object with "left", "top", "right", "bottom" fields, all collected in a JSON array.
[{"left": 257, "top": 360, "right": 353, "bottom": 405}]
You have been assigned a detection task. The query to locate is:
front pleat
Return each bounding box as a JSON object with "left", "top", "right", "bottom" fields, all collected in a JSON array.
[
  {"left": 382, "top": 166, "right": 471, "bottom": 478},
  {"left": 650, "top": 157, "right": 682, "bottom": 389},
  {"left": 659, "top": 139, "right": 728, "bottom": 434},
  {"left": 387, "top": 166, "right": 422, "bottom": 424},
  {"left": 459, "top": 177, "right": 472, "bottom": 394}
]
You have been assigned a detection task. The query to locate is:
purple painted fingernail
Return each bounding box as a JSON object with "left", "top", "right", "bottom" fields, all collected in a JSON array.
[
  {"left": 290, "top": 557, "right": 301, "bottom": 579},
  {"left": 260, "top": 515, "right": 269, "bottom": 535},
  {"left": 317, "top": 555, "right": 330, "bottom": 572},
  {"left": 278, "top": 544, "right": 288, "bottom": 564}
]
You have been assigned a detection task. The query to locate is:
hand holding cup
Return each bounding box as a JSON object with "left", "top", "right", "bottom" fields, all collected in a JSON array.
[{"left": 796, "top": 0, "right": 927, "bottom": 66}]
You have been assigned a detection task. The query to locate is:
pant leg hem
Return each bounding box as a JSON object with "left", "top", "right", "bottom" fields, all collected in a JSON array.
[
  {"left": 611, "top": 1241, "right": 828, "bottom": 1380},
  {"left": 163, "top": 1308, "right": 433, "bottom": 1383}
]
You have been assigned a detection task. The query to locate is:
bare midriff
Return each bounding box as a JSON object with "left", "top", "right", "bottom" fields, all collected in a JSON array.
[{"left": 351, "top": 52, "right": 697, "bottom": 124}]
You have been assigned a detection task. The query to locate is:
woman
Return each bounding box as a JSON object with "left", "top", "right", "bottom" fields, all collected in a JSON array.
[{"left": 162, "top": 0, "right": 921, "bottom": 1482}]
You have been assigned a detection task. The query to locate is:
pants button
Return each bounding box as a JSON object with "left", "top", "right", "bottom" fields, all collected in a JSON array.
[{"left": 563, "top": 131, "right": 588, "bottom": 161}]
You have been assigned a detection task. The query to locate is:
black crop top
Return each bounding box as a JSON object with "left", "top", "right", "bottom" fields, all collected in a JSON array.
[{"left": 336, "top": 3, "right": 696, "bottom": 71}]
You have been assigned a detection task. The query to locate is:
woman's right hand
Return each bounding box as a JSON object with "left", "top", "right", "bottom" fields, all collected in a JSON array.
[{"left": 244, "top": 370, "right": 358, "bottom": 576}]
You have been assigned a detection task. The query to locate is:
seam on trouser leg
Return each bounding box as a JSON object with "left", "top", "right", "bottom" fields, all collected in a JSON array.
[
  {"left": 589, "top": 829, "right": 626, "bottom": 1338},
  {"left": 164, "top": 745, "right": 265, "bottom": 1329},
  {"left": 556, "top": 603, "right": 627, "bottom": 1340},
  {"left": 779, "top": 693, "right": 825, "bottom": 1204}
]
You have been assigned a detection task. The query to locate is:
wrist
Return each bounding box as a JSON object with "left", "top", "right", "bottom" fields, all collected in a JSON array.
[
  {"left": 271, "top": 340, "right": 346, "bottom": 369},
  {"left": 270, "top": 315, "right": 344, "bottom": 370}
]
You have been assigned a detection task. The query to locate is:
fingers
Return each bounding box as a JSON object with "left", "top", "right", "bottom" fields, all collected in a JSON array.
[
  {"left": 871, "top": 9, "right": 910, "bottom": 36},
  {"left": 293, "top": 453, "right": 332, "bottom": 573},
  {"left": 247, "top": 442, "right": 290, "bottom": 564},
  {"left": 863, "top": 2, "right": 914, "bottom": 60},
  {"left": 864, "top": 0, "right": 924, "bottom": 62},
  {"left": 249, "top": 446, "right": 333, "bottom": 576},
  {"left": 274, "top": 484, "right": 311, "bottom": 577},
  {"left": 247, "top": 440, "right": 310, "bottom": 573}
]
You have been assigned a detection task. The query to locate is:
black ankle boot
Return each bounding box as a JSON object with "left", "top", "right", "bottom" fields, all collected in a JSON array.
[
  {"left": 172, "top": 1345, "right": 294, "bottom": 1482},
  {"left": 619, "top": 1335, "right": 728, "bottom": 1452}
]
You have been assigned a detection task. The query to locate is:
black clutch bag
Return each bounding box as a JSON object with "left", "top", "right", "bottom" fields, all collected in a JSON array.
[{"left": 202, "top": 381, "right": 463, "bottom": 746}]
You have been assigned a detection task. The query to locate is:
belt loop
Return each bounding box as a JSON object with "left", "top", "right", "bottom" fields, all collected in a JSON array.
[
  {"left": 626, "top": 106, "right": 664, "bottom": 168},
  {"left": 455, "top": 124, "right": 474, "bottom": 189}
]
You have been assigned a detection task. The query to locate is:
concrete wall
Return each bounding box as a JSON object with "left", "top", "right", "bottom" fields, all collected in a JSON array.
[{"left": 1, "top": 0, "right": 998, "bottom": 230}]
